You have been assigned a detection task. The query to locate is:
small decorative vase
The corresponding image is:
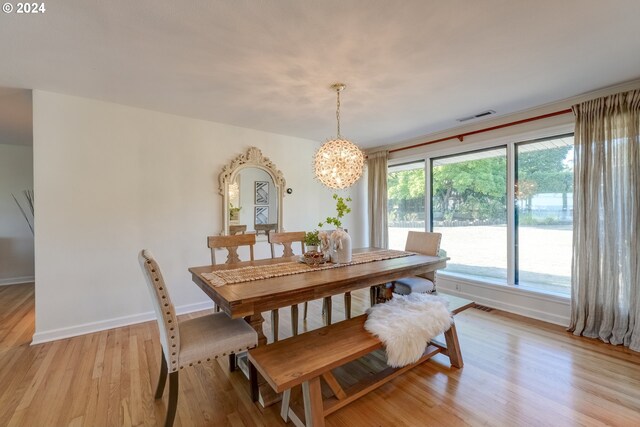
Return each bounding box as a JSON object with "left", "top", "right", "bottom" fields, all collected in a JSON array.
[
  {"left": 330, "top": 229, "right": 352, "bottom": 263},
  {"left": 307, "top": 245, "right": 318, "bottom": 252}
]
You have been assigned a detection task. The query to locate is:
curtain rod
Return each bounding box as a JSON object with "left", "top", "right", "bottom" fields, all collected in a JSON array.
[{"left": 388, "top": 108, "right": 573, "bottom": 154}]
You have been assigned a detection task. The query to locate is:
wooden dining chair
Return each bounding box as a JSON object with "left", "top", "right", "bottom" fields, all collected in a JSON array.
[
  {"left": 207, "top": 233, "right": 281, "bottom": 344},
  {"left": 207, "top": 234, "right": 256, "bottom": 312},
  {"left": 139, "top": 250, "right": 258, "bottom": 427},
  {"left": 207, "top": 234, "right": 256, "bottom": 265},
  {"left": 268, "top": 229, "right": 351, "bottom": 327},
  {"left": 392, "top": 231, "right": 442, "bottom": 295},
  {"left": 267, "top": 231, "right": 308, "bottom": 340}
]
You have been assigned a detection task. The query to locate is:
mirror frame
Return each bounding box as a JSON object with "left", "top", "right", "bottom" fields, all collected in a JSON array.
[{"left": 218, "top": 147, "right": 286, "bottom": 236}]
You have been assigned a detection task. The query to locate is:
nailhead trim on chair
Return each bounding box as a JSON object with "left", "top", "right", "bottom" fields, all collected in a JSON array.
[
  {"left": 145, "top": 258, "right": 181, "bottom": 372},
  {"left": 143, "top": 251, "right": 258, "bottom": 373},
  {"left": 178, "top": 346, "right": 254, "bottom": 369}
]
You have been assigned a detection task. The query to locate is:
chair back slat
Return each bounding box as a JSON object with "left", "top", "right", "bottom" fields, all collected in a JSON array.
[
  {"left": 268, "top": 231, "right": 306, "bottom": 259},
  {"left": 139, "top": 250, "right": 181, "bottom": 372},
  {"left": 208, "top": 234, "right": 256, "bottom": 265}
]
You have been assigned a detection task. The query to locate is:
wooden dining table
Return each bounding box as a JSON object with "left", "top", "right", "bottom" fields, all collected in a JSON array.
[
  {"left": 189, "top": 247, "right": 448, "bottom": 407},
  {"left": 189, "top": 247, "right": 448, "bottom": 346}
]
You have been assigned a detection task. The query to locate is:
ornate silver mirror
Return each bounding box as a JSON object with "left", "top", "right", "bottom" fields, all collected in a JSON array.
[{"left": 219, "top": 147, "right": 286, "bottom": 237}]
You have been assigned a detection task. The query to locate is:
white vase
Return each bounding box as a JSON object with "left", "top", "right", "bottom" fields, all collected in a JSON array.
[{"left": 330, "top": 229, "right": 352, "bottom": 263}]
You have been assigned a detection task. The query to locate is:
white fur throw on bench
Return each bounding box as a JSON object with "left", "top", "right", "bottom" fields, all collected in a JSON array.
[{"left": 364, "top": 293, "right": 452, "bottom": 368}]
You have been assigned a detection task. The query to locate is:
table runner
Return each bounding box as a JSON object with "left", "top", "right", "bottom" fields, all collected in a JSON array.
[{"left": 202, "top": 249, "right": 414, "bottom": 287}]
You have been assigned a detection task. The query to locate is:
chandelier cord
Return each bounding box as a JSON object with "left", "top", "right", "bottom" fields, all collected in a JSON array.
[{"left": 336, "top": 88, "right": 341, "bottom": 138}]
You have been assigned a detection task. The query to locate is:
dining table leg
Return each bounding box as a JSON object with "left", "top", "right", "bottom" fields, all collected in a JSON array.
[
  {"left": 344, "top": 292, "right": 352, "bottom": 319},
  {"left": 245, "top": 312, "right": 281, "bottom": 407},
  {"left": 246, "top": 313, "right": 268, "bottom": 346}
]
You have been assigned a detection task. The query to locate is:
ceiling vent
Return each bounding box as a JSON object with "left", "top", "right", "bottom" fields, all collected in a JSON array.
[{"left": 457, "top": 110, "right": 496, "bottom": 122}]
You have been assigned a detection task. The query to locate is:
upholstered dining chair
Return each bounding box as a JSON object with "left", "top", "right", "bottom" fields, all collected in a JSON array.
[
  {"left": 139, "top": 250, "right": 258, "bottom": 427},
  {"left": 392, "top": 231, "right": 442, "bottom": 295},
  {"left": 267, "top": 231, "right": 308, "bottom": 340}
]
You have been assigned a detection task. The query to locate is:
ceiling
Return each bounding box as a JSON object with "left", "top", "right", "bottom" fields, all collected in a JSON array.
[{"left": 1, "top": 0, "right": 639, "bottom": 149}]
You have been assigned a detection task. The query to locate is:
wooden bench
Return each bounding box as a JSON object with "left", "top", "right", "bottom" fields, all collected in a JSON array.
[{"left": 248, "top": 294, "right": 474, "bottom": 427}]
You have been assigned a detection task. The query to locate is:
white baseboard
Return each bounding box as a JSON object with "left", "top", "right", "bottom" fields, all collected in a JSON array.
[
  {"left": 0, "top": 276, "right": 35, "bottom": 286},
  {"left": 438, "top": 274, "right": 571, "bottom": 327},
  {"left": 30, "top": 277, "right": 571, "bottom": 344},
  {"left": 31, "top": 300, "right": 214, "bottom": 345}
]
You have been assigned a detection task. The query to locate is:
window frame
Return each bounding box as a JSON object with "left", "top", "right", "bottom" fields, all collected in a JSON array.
[{"left": 386, "top": 122, "right": 574, "bottom": 296}]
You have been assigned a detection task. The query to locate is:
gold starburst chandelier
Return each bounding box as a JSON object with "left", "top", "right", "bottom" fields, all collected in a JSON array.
[{"left": 314, "top": 83, "right": 365, "bottom": 189}]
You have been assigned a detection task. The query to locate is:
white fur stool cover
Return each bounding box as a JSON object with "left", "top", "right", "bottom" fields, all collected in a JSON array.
[{"left": 364, "top": 293, "right": 452, "bottom": 367}]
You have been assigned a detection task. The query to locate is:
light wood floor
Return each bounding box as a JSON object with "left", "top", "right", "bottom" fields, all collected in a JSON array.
[{"left": 1, "top": 283, "right": 639, "bottom": 426}]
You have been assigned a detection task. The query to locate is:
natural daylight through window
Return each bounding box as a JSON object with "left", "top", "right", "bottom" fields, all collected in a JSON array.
[{"left": 387, "top": 133, "right": 574, "bottom": 297}]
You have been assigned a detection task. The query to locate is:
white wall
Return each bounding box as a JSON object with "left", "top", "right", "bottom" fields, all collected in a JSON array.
[
  {"left": 32, "top": 91, "right": 359, "bottom": 343},
  {"left": 0, "top": 144, "right": 34, "bottom": 285}
]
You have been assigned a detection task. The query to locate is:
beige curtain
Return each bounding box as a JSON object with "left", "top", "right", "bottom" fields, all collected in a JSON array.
[
  {"left": 367, "top": 150, "right": 388, "bottom": 248},
  {"left": 569, "top": 89, "right": 640, "bottom": 351}
]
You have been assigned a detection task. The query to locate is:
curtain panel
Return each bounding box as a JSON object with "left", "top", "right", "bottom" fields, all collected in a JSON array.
[
  {"left": 367, "top": 151, "right": 389, "bottom": 248},
  {"left": 569, "top": 89, "right": 640, "bottom": 351}
]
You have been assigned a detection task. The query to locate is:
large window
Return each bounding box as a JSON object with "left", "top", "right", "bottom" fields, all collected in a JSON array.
[
  {"left": 516, "top": 136, "right": 573, "bottom": 294},
  {"left": 431, "top": 148, "right": 508, "bottom": 282},
  {"left": 387, "top": 161, "right": 425, "bottom": 250},
  {"left": 387, "top": 133, "right": 574, "bottom": 297}
]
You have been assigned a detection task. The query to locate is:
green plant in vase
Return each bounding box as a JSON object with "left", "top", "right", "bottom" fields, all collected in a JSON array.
[
  {"left": 304, "top": 230, "right": 321, "bottom": 248},
  {"left": 318, "top": 193, "right": 352, "bottom": 229},
  {"left": 318, "top": 194, "right": 353, "bottom": 263}
]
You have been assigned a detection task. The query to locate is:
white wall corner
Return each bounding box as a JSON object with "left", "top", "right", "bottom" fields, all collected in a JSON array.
[
  {"left": 438, "top": 275, "right": 570, "bottom": 327},
  {"left": 30, "top": 299, "right": 214, "bottom": 345}
]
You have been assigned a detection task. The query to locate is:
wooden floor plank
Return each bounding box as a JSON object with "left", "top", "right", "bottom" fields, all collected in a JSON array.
[{"left": 0, "top": 283, "right": 639, "bottom": 426}]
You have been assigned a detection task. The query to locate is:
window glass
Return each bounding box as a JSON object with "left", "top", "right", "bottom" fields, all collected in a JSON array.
[
  {"left": 387, "top": 161, "right": 425, "bottom": 250},
  {"left": 516, "top": 135, "right": 573, "bottom": 295},
  {"left": 431, "top": 148, "right": 508, "bottom": 282}
]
